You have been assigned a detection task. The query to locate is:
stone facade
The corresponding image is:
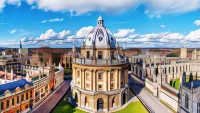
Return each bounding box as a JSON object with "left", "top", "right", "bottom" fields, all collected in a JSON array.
[{"left": 71, "top": 16, "right": 130, "bottom": 113}]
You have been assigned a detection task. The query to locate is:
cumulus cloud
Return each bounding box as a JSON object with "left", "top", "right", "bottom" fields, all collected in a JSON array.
[
  {"left": 185, "top": 29, "right": 200, "bottom": 41},
  {"left": 35, "top": 29, "right": 71, "bottom": 40},
  {"left": 194, "top": 20, "right": 200, "bottom": 26},
  {"left": 41, "top": 18, "right": 64, "bottom": 23},
  {"left": 75, "top": 26, "right": 94, "bottom": 38},
  {"left": 114, "top": 29, "right": 135, "bottom": 38},
  {"left": 10, "top": 29, "right": 17, "bottom": 34},
  {"left": 160, "top": 25, "right": 166, "bottom": 28}
]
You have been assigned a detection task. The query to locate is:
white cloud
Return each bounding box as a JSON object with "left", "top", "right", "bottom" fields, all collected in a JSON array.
[
  {"left": 185, "top": 29, "right": 200, "bottom": 41},
  {"left": 114, "top": 29, "right": 135, "bottom": 38},
  {"left": 0, "top": 0, "right": 5, "bottom": 12},
  {"left": 48, "top": 18, "right": 64, "bottom": 22},
  {"left": 10, "top": 29, "right": 17, "bottom": 34},
  {"left": 6, "top": 0, "right": 21, "bottom": 6},
  {"left": 25, "top": 0, "right": 140, "bottom": 14},
  {"left": 35, "top": 29, "right": 71, "bottom": 40},
  {"left": 160, "top": 25, "right": 166, "bottom": 28},
  {"left": 41, "top": 20, "right": 46, "bottom": 23},
  {"left": 75, "top": 26, "right": 94, "bottom": 38},
  {"left": 194, "top": 20, "right": 200, "bottom": 26},
  {"left": 41, "top": 18, "right": 64, "bottom": 23}
]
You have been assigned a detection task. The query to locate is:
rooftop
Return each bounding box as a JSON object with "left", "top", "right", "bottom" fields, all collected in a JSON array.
[
  {"left": 0, "top": 79, "right": 32, "bottom": 95},
  {"left": 186, "top": 80, "right": 200, "bottom": 89}
]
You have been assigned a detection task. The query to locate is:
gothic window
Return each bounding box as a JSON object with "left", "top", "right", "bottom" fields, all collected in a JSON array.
[
  {"left": 88, "top": 37, "right": 91, "bottom": 41},
  {"left": 185, "top": 93, "right": 189, "bottom": 109},
  {"left": 17, "top": 96, "right": 19, "bottom": 104},
  {"left": 21, "top": 94, "right": 24, "bottom": 101}
]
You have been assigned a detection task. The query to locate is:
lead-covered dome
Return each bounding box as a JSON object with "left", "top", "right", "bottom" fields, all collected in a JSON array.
[{"left": 83, "top": 16, "right": 116, "bottom": 48}]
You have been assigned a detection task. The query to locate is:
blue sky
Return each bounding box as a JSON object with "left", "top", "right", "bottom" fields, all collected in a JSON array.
[{"left": 1, "top": 0, "right": 200, "bottom": 48}]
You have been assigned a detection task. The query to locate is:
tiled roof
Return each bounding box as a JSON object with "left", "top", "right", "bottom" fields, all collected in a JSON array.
[{"left": 0, "top": 79, "right": 32, "bottom": 95}]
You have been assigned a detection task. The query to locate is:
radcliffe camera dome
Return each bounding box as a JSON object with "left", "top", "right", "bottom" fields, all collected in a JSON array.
[{"left": 83, "top": 15, "right": 117, "bottom": 48}]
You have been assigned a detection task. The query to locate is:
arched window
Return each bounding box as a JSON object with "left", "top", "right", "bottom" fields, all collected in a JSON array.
[
  {"left": 123, "top": 92, "right": 126, "bottom": 105},
  {"left": 75, "top": 92, "right": 78, "bottom": 103},
  {"left": 185, "top": 93, "right": 189, "bottom": 109},
  {"left": 85, "top": 96, "right": 88, "bottom": 106},
  {"left": 97, "top": 98, "right": 104, "bottom": 111},
  {"left": 112, "top": 97, "right": 115, "bottom": 107},
  {"left": 198, "top": 102, "right": 200, "bottom": 113}
]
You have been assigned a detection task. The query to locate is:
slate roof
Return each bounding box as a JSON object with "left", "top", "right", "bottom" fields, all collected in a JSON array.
[{"left": 0, "top": 79, "right": 32, "bottom": 95}]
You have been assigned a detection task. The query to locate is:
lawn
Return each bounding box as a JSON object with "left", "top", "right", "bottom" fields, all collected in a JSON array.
[
  {"left": 115, "top": 101, "right": 148, "bottom": 113},
  {"left": 170, "top": 78, "right": 180, "bottom": 90},
  {"left": 52, "top": 102, "right": 87, "bottom": 113},
  {"left": 64, "top": 68, "right": 72, "bottom": 74}
]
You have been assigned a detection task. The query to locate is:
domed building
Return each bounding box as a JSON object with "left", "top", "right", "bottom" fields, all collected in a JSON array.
[{"left": 71, "top": 16, "right": 130, "bottom": 112}]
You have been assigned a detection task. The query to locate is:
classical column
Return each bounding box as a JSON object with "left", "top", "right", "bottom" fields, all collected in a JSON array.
[
  {"left": 91, "top": 70, "right": 93, "bottom": 91},
  {"left": 93, "top": 70, "right": 97, "bottom": 91},
  {"left": 118, "top": 69, "right": 121, "bottom": 89},
  {"left": 174, "top": 66, "right": 176, "bottom": 78},
  {"left": 134, "top": 65, "right": 136, "bottom": 75},
  {"left": 107, "top": 70, "right": 111, "bottom": 91}
]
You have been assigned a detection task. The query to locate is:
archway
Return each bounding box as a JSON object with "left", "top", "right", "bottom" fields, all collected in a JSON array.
[
  {"left": 112, "top": 97, "right": 115, "bottom": 107},
  {"left": 123, "top": 92, "right": 126, "bottom": 105},
  {"left": 97, "top": 98, "right": 104, "bottom": 111},
  {"left": 75, "top": 92, "right": 78, "bottom": 103},
  {"left": 85, "top": 96, "right": 88, "bottom": 106}
]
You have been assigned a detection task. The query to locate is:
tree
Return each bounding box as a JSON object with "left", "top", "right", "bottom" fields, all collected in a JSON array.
[{"left": 189, "top": 72, "right": 193, "bottom": 82}]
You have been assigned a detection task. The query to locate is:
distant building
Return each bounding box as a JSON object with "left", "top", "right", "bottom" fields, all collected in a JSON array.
[
  {"left": 179, "top": 73, "right": 200, "bottom": 113},
  {"left": 0, "top": 63, "right": 64, "bottom": 113},
  {"left": 31, "top": 47, "right": 75, "bottom": 68},
  {"left": 180, "top": 48, "right": 187, "bottom": 58}
]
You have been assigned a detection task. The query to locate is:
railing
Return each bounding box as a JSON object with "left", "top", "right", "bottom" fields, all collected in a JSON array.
[{"left": 73, "top": 58, "right": 128, "bottom": 65}]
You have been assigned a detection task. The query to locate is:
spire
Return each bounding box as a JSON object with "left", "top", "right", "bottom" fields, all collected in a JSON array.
[
  {"left": 20, "top": 40, "right": 22, "bottom": 48},
  {"left": 97, "top": 15, "right": 104, "bottom": 26}
]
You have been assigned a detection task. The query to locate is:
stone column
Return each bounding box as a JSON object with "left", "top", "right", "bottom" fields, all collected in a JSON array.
[
  {"left": 93, "top": 70, "right": 97, "bottom": 91},
  {"left": 118, "top": 69, "right": 121, "bottom": 89},
  {"left": 108, "top": 70, "right": 111, "bottom": 91},
  {"left": 174, "top": 66, "right": 177, "bottom": 78},
  {"left": 131, "top": 64, "right": 133, "bottom": 74},
  {"left": 91, "top": 70, "right": 93, "bottom": 91}
]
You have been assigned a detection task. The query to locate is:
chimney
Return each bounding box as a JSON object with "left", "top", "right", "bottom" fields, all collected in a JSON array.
[
  {"left": 11, "top": 68, "right": 14, "bottom": 81},
  {"left": 26, "top": 72, "right": 30, "bottom": 82}
]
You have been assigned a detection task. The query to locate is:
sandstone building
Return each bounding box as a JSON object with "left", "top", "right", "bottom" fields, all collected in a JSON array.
[{"left": 71, "top": 16, "right": 130, "bottom": 112}]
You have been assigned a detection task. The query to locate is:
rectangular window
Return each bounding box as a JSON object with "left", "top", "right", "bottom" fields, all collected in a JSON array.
[
  {"left": 111, "top": 51, "right": 114, "bottom": 58},
  {"left": 1, "top": 102, "right": 4, "bottom": 110},
  {"left": 87, "top": 51, "right": 90, "bottom": 59},
  {"left": 86, "top": 73, "right": 89, "bottom": 80},
  {"left": 98, "top": 51, "right": 103, "bottom": 59},
  {"left": 111, "top": 83, "right": 114, "bottom": 90},
  {"left": 6, "top": 100, "right": 9, "bottom": 108},
  {"left": 26, "top": 92, "right": 28, "bottom": 100},
  {"left": 12, "top": 98, "right": 14, "bottom": 106},
  {"left": 30, "top": 91, "right": 32, "bottom": 98},
  {"left": 98, "top": 73, "right": 103, "bottom": 80},
  {"left": 17, "top": 96, "right": 19, "bottom": 104},
  {"left": 86, "top": 83, "right": 90, "bottom": 88},
  {"left": 77, "top": 71, "right": 80, "bottom": 78},
  {"left": 21, "top": 94, "right": 24, "bottom": 101},
  {"left": 110, "top": 73, "right": 114, "bottom": 80},
  {"left": 98, "top": 84, "right": 103, "bottom": 90}
]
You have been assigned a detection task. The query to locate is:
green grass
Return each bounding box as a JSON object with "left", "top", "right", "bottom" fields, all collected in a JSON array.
[
  {"left": 64, "top": 68, "right": 72, "bottom": 74},
  {"left": 115, "top": 101, "right": 148, "bottom": 113},
  {"left": 170, "top": 78, "right": 180, "bottom": 90},
  {"left": 52, "top": 102, "right": 87, "bottom": 113}
]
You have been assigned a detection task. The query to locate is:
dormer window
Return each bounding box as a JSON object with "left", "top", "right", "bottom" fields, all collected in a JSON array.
[{"left": 99, "top": 37, "right": 103, "bottom": 41}]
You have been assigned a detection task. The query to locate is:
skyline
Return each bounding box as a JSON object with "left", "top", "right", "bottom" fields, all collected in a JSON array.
[{"left": 1, "top": 0, "right": 200, "bottom": 48}]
